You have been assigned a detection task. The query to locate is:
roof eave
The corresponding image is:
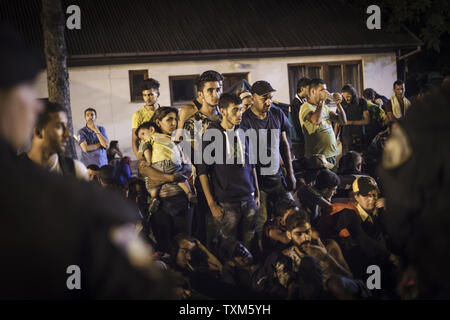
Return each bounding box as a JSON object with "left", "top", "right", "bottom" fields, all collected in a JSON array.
[{"left": 67, "top": 43, "right": 423, "bottom": 67}]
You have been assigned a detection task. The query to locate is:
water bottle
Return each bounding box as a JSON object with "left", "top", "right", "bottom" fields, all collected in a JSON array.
[{"left": 325, "top": 91, "right": 342, "bottom": 104}]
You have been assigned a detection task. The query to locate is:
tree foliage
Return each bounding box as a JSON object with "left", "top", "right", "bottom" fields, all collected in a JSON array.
[{"left": 347, "top": 0, "right": 450, "bottom": 52}]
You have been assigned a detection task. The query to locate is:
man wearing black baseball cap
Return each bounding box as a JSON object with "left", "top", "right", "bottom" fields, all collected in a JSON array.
[{"left": 241, "top": 80, "right": 296, "bottom": 249}]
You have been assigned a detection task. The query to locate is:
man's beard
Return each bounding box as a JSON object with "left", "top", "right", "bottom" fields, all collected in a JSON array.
[{"left": 295, "top": 240, "right": 311, "bottom": 254}]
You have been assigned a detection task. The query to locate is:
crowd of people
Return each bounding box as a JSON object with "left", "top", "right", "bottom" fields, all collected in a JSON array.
[
  {"left": 60, "top": 68, "right": 444, "bottom": 300},
  {"left": 2, "top": 25, "right": 450, "bottom": 299}
]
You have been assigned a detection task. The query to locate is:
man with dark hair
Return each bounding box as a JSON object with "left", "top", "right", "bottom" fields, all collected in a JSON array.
[
  {"left": 339, "top": 84, "right": 370, "bottom": 154},
  {"left": 183, "top": 70, "right": 223, "bottom": 245},
  {"left": 183, "top": 70, "right": 223, "bottom": 141},
  {"left": 241, "top": 80, "right": 296, "bottom": 253},
  {"left": 384, "top": 80, "right": 411, "bottom": 122},
  {"left": 299, "top": 78, "right": 347, "bottom": 167},
  {"left": 23, "top": 100, "right": 88, "bottom": 180},
  {"left": 87, "top": 164, "right": 100, "bottom": 182},
  {"left": 78, "top": 107, "right": 109, "bottom": 167},
  {"left": 178, "top": 70, "right": 224, "bottom": 135},
  {"left": 98, "top": 164, "right": 115, "bottom": 187},
  {"left": 297, "top": 168, "right": 339, "bottom": 225},
  {"left": 290, "top": 77, "right": 311, "bottom": 160},
  {"left": 197, "top": 93, "right": 260, "bottom": 253},
  {"left": 132, "top": 78, "right": 161, "bottom": 158},
  {"left": 283, "top": 211, "right": 368, "bottom": 299},
  {"left": 254, "top": 210, "right": 323, "bottom": 299},
  {"left": 0, "top": 26, "right": 173, "bottom": 299}
]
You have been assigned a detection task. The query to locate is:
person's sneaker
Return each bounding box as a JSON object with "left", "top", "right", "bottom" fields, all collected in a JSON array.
[
  {"left": 187, "top": 192, "right": 197, "bottom": 204},
  {"left": 148, "top": 197, "right": 160, "bottom": 215}
]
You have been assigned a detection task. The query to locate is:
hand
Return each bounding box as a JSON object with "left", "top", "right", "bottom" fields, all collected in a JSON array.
[
  {"left": 332, "top": 92, "right": 342, "bottom": 105},
  {"left": 171, "top": 172, "right": 189, "bottom": 183},
  {"left": 209, "top": 202, "right": 224, "bottom": 220},
  {"left": 311, "top": 231, "right": 325, "bottom": 248},
  {"left": 303, "top": 244, "right": 328, "bottom": 260},
  {"left": 376, "top": 198, "right": 386, "bottom": 210},
  {"left": 254, "top": 194, "right": 260, "bottom": 209},
  {"left": 138, "top": 159, "right": 149, "bottom": 172},
  {"left": 87, "top": 119, "right": 98, "bottom": 132},
  {"left": 285, "top": 173, "right": 296, "bottom": 192}
]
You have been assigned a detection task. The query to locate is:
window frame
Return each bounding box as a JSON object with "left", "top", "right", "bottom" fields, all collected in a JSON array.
[
  {"left": 287, "top": 60, "right": 364, "bottom": 100},
  {"left": 222, "top": 72, "right": 250, "bottom": 93},
  {"left": 129, "top": 69, "right": 149, "bottom": 103},
  {"left": 169, "top": 74, "right": 200, "bottom": 107}
]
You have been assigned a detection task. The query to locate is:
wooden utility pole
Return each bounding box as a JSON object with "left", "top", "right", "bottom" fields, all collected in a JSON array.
[{"left": 41, "top": 0, "right": 77, "bottom": 159}]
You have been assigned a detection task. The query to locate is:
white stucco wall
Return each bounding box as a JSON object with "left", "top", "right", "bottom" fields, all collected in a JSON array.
[{"left": 35, "top": 52, "right": 397, "bottom": 158}]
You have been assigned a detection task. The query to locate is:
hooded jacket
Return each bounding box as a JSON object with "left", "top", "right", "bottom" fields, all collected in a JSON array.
[{"left": 197, "top": 122, "right": 256, "bottom": 203}]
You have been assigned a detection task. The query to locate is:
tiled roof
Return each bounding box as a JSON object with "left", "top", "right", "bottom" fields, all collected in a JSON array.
[{"left": 0, "top": 0, "right": 422, "bottom": 66}]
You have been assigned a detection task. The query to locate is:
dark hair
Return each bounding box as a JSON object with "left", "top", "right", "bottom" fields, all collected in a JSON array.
[
  {"left": 218, "top": 93, "right": 242, "bottom": 110},
  {"left": 342, "top": 84, "right": 359, "bottom": 104},
  {"left": 84, "top": 107, "right": 97, "bottom": 117},
  {"left": 315, "top": 169, "right": 340, "bottom": 190},
  {"left": 150, "top": 107, "right": 178, "bottom": 134},
  {"left": 127, "top": 177, "right": 148, "bottom": 200},
  {"left": 109, "top": 140, "right": 119, "bottom": 149},
  {"left": 338, "top": 151, "right": 362, "bottom": 175},
  {"left": 86, "top": 164, "right": 100, "bottom": 171},
  {"left": 286, "top": 210, "right": 310, "bottom": 231},
  {"left": 309, "top": 78, "right": 326, "bottom": 94},
  {"left": 135, "top": 121, "right": 157, "bottom": 137},
  {"left": 99, "top": 165, "right": 115, "bottom": 185},
  {"left": 36, "top": 100, "right": 66, "bottom": 130},
  {"left": 363, "top": 88, "right": 375, "bottom": 100},
  {"left": 275, "top": 198, "right": 299, "bottom": 217},
  {"left": 197, "top": 70, "right": 223, "bottom": 92},
  {"left": 141, "top": 78, "right": 160, "bottom": 92},
  {"left": 296, "top": 77, "right": 311, "bottom": 93},
  {"left": 393, "top": 80, "right": 404, "bottom": 88}
]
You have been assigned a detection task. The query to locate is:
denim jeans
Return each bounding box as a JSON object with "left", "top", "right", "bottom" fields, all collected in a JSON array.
[{"left": 216, "top": 198, "right": 257, "bottom": 250}]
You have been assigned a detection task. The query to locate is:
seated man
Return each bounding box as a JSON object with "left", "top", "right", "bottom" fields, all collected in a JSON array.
[
  {"left": 316, "top": 176, "right": 399, "bottom": 288},
  {"left": 87, "top": 164, "right": 100, "bottom": 182},
  {"left": 336, "top": 151, "right": 368, "bottom": 199},
  {"left": 285, "top": 211, "right": 370, "bottom": 299},
  {"left": 23, "top": 100, "right": 88, "bottom": 181},
  {"left": 162, "top": 234, "right": 254, "bottom": 300},
  {"left": 261, "top": 198, "right": 299, "bottom": 259},
  {"left": 254, "top": 210, "right": 324, "bottom": 300},
  {"left": 258, "top": 210, "right": 368, "bottom": 299},
  {"left": 297, "top": 168, "right": 339, "bottom": 224}
]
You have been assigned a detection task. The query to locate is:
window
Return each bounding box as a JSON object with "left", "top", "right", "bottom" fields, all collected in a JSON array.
[
  {"left": 222, "top": 73, "right": 249, "bottom": 93},
  {"left": 288, "top": 61, "right": 363, "bottom": 101},
  {"left": 129, "top": 70, "right": 149, "bottom": 102},
  {"left": 169, "top": 75, "right": 199, "bottom": 106}
]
